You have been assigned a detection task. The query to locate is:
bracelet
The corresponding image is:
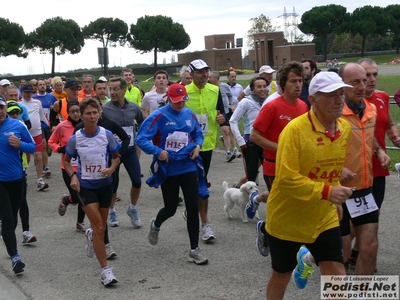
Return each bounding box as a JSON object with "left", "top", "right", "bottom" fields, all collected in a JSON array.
[{"left": 68, "top": 172, "right": 75, "bottom": 178}]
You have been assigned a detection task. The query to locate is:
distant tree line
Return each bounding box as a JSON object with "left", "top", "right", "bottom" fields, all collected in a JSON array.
[{"left": 0, "top": 15, "right": 190, "bottom": 76}]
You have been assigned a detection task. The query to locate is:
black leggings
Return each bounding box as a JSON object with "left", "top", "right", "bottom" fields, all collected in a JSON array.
[
  {"left": 156, "top": 171, "right": 199, "bottom": 249},
  {"left": 0, "top": 178, "right": 24, "bottom": 257},
  {"left": 62, "top": 169, "right": 85, "bottom": 224}
]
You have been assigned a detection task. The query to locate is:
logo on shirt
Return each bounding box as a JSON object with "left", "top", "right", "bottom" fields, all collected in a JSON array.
[
  {"left": 166, "top": 121, "right": 176, "bottom": 126},
  {"left": 308, "top": 167, "right": 341, "bottom": 183},
  {"left": 279, "top": 114, "right": 291, "bottom": 121},
  {"left": 186, "top": 120, "right": 192, "bottom": 127}
]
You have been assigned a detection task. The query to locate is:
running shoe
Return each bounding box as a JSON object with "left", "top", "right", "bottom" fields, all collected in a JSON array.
[
  {"left": 58, "top": 194, "right": 69, "bottom": 216},
  {"left": 84, "top": 228, "right": 94, "bottom": 258},
  {"left": 246, "top": 191, "right": 260, "bottom": 219},
  {"left": 255, "top": 221, "right": 269, "bottom": 257},
  {"left": 43, "top": 166, "right": 51, "bottom": 177},
  {"left": 188, "top": 247, "right": 209, "bottom": 265},
  {"left": 108, "top": 211, "right": 119, "bottom": 227},
  {"left": 202, "top": 224, "right": 215, "bottom": 242},
  {"left": 226, "top": 151, "right": 235, "bottom": 162},
  {"left": 37, "top": 179, "right": 49, "bottom": 191},
  {"left": 105, "top": 243, "right": 117, "bottom": 260},
  {"left": 76, "top": 222, "right": 87, "bottom": 233},
  {"left": 22, "top": 231, "right": 37, "bottom": 244},
  {"left": 101, "top": 266, "right": 118, "bottom": 286},
  {"left": 148, "top": 218, "right": 160, "bottom": 245},
  {"left": 395, "top": 163, "right": 400, "bottom": 178},
  {"left": 11, "top": 254, "right": 25, "bottom": 274},
  {"left": 126, "top": 207, "right": 141, "bottom": 228},
  {"left": 219, "top": 135, "right": 225, "bottom": 148},
  {"left": 348, "top": 251, "right": 359, "bottom": 270},
  {"left": 233, "top": 148, "right": 242, "bottom": 158},
  {"left": 292, "top": 246, "right": 314, "bottom": 289}
]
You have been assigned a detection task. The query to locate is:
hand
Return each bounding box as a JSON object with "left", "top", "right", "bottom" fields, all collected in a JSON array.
[
  {"left": 58, "top": 146, "right": 66, "bottom": 154},
  {"left": 376, "top": 149, "right": 391, "bottom": 169},
  {"left": 8, "top": 134, "right": 21, "bottom": 149},
  {"left": 216, "top": 110, "right": 225, "bottom": 124},
  {"left": 101, "top": 168, "right": 113, "bottom": 178},
  {"left": 340, "top": 167, "right": 356, "bottom": 183},
  {"left": 70, "top": 175, "right": 80, "bottom": 193},
  {"left": 158, "top": 150, "right": 169, "bottom": 162},
  {"left": 329, "top": 186, "right": 353, "bottom": 205},
  {"left": 392, "top": 136, "right": 400, "bottom": 148},
  {"left": 190, "top": 145, "right": 200, "bottom": 160}
]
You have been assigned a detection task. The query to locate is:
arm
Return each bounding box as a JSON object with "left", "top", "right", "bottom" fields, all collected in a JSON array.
[
  {"left": 250, "top": 128, "right": 277, "bottom": 151},
  {"left": 135, "top": 113, "right": 163, "bottom": 157},
  {"left": 216, "top": 91, "right": 226, "bottom": 125},
  {"left": 386, "top": 113, "right": 400, "bottom": 147},
  {"left": 229, "top": 102, "right": 247, "bottom": 147}
]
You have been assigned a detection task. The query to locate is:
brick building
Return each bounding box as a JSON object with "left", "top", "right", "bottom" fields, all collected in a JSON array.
[{"left": 178, "top": 34, "right": 242, "bottom": 71}]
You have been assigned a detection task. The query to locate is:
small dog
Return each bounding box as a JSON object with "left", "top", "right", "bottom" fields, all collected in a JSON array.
[{"left": 223, "top": 181, "right": 259, "bottom": 222}]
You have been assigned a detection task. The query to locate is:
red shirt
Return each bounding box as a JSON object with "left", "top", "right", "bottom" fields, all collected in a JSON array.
[
  {"left": 253, "top": 95, "right": 308, "bottom": 176},
  {"left": 366, "top": 90, "right": 390, "bottom": 177}
]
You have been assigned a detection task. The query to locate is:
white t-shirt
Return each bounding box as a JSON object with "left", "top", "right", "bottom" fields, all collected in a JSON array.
[{"left": 141, "top": 90, "right": 167, "bottom": 114}]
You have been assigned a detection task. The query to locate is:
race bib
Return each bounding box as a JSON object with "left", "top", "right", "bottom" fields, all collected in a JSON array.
[
  {"left": 80, "top": 153, "right": 106, "bottom": 180},
  {"left": 71, "top": 157, "right": 78, "bottom": 167},
  {"left": 165, "top": 131, "right": 189, "bottom": 152},
  {"left": 117, "top": 126, "right": 134, "bottom": 147},
  {"left": 345, "top": 193, "right": 378, "bottom": 218},
  {"left": 43, "top": 108, "right": 50, "bottom": 122},
  {"left": 195, "top": 114, "right": 208, "bottom": 135}
]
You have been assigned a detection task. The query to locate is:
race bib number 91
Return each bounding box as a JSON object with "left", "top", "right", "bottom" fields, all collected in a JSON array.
[{"left": 345, "top": 193, "right": 378, "bottom": 218}]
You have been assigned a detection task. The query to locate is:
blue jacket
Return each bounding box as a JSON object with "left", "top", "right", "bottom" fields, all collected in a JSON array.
[{"left": 0, "top": 116, "right": 36, "bottom": 181}]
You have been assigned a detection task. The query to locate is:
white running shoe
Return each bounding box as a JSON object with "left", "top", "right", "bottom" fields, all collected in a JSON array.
[
  {"left": 101, "top": 266, "right": 118, "bottom": 286},
  {"left": 84, "top": 228, "right": 94, "bottom": 258},
  {"left": 188, "top": 247, "right": 209, "bottom": 265},
  {"left": 202, "top": 224, "right": 215, "bottom": 242},
  {"left": 22, "top": 231, "right": 37, "bottom": 243},
  {"left": 105, "top": 243, "right": 117, "bottom": 260}
]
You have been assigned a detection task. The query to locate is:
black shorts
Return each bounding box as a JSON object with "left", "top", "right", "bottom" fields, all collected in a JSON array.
[
  {"left": 220, "top": 110, "right": 233, "bottom": 127},
  {"left": 79, "top": 185, "right": 113, "bottom": 208},
  {"left": 372, "top": 176, "right": 385, "bottom": 209},
  {"left": 340, "top": 188, "right": 379, "bottom": 236},
  {"left": 267, "top": 227, "right": 344, "bottom": 273},
  {"left": 42, "top": 127, "right": 51, "bottom": 141}
]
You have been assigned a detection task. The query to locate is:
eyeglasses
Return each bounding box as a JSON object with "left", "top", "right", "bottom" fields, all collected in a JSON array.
[
  {"left": 83, "top": 81, "right": 92, "bottom": 84},
  {"left": 69, "top": 109, "right": 80, "bottom": 114}
]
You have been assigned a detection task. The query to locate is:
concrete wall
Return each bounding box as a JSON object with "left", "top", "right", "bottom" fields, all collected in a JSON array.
[
  {"left": 205, "top": 34, "right": 235, "bottom": 50},
  {"left": 178, "top": 48, "right": 242, "bottom": 71}
]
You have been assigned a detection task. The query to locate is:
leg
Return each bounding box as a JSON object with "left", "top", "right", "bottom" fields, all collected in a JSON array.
[
  {"left": 319, "top": 261, "right": 346, "bottom": 275},
  {"left": 354, "top": 223, "right": 378, "bottom": 275},
  {"left": 266, "top": 271, "right": 291, "bottom": 300},
  {"left": 221, "top": 125, "right": 231, "bottom": 153}
]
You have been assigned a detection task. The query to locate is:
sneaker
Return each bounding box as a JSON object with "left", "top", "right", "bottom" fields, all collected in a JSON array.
[
  {"left": 292, "top": 246, "right": 314, "bottom": 289},
  {"left": 22, "top": 231, "right": 37, "bottom": 244},
  {"left": 202, "top": 224, "right": 215, "bottom": 242},
  {"left": 105, "top": 243, "right": 117, "bottom": 260},
  {"left": 226, "top": 151, "right": 235, "bottom": 163},
  {"left": 255, "top": 221, "right": 269, "bottom": 257},
  {"left": 233, "top": 148, "right": 242, "bottom": 158},
  {"left": 396, "top": 163, "right": 400, "bottom": 178},
  {"left": 37, "top": 179, "right": 49, "bottom": 191},
  {"left": 76, "top": 222, "right": 87, "bottom": 233},
  {"left": 188, "top": 247, "right": 209, "bottom": 265},
  {"left": 101, "top": 266, "right": 118, "bottom": 286},
  {"left": 246, "top": 191, "right": 260, "bottom": 219},
  {"left": 84, "top": 228, "right": 94, "bottom": 258},
  {"left": 148, "top": 218, "right": 160, "bottom": 245},
  {"left": 58, "top": 194, "right": 69, "bottom": 216},
  {"left": 126, "top": 207, "right": 141, "bottom": 228},
  {"left": 108, "top": 211, "right": 119, "bottom": 227},
  {"left": 348, "top": 252, "right": 359, "bottom": 270},
  {"left": 219, "top": 135, "right": 225, "bottom": 148},
  {"left": 11, "top": 254, "right": 25, "bottom": 274},
  {"left": 43, "top": 166, "right": 51, "bottom": 177},
  {"left": 182, "top": 210, "right": 187, "bottom": 222}
]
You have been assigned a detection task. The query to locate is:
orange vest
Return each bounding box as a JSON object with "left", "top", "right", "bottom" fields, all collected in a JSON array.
[
  {"left": 341, "top": 100, "right": 376, "bottom": 190},
  {"left": 59, "top": 97, "right": 82, "bottom": 122}
]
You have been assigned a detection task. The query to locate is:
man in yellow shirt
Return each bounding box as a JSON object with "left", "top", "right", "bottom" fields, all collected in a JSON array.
[
  {"left": 265, "top": 72, "right": 354, "bottom": 299},
  {"left": 122, "top": 68, "right": 142, "bottom": 106}
]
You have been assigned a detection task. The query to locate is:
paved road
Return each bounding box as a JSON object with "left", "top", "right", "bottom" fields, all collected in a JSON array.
[{"left": 1, "top": 149, "right": 399, "bottom": 300}]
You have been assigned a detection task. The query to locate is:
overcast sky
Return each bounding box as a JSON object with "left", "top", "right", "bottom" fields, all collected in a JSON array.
[{"left": 0, "top": 0, "right": 397, "bottom": 76}]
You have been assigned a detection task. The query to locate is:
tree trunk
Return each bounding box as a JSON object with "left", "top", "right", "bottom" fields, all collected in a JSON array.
[
  {"left": 361, "top": 36, "right": 366, "bottom": 57},
  {"left": 323, "top": 34, "right": 328, "bottom": 61},
  {"left": 51, "top": 47, "right": 56, "bottom": 77},
  {"left": 153, "top": 47, "right": 158, "bottom": 68},
  {"left": 103, "top": 47, "right": 108, "bottom": 76}
]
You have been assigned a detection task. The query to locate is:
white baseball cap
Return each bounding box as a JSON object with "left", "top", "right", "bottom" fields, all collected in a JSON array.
[
  {"left": 0, "top": 79, "right": 11, "bottom": 86},
  {"left": 309, "top": 72, "right": 352, "bottom": 95},
  {"left": 99, "top": 76, "right": 107, "bottom": 82},
  {"left": 259, "top": 65, "right": 275, "bottom": 74},
  {"left": 188, "top": 59, "right": 210, "bottom": 72}
]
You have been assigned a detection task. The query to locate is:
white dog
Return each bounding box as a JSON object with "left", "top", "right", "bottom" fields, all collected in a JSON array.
[{"left": 223, "top": 181, "right": 259, "bottom": 222}]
